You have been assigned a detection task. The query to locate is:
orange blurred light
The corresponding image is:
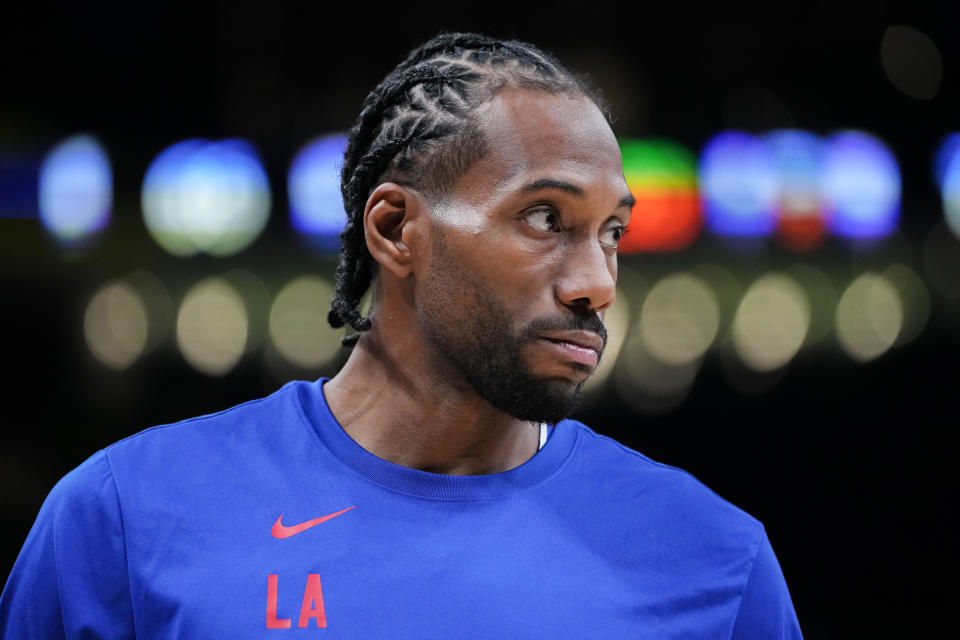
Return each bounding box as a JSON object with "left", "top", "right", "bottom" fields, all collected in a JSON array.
[{"left": 619, "top": 139, "right": 702, "bottom": 253}]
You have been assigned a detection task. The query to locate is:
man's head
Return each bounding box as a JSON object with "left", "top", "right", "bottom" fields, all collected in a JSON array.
[{"left": 329, "top": 33, "right": 634, "bottom": 422}]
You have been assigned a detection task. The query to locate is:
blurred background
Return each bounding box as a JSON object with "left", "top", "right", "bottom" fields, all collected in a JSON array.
[{"left": 1, "top": 1, "right": 957, "bottom": 636}]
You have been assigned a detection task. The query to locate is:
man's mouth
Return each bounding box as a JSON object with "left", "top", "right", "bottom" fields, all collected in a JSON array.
[{"left": 538, "top": 331, "right": 604, "bottom": 369}]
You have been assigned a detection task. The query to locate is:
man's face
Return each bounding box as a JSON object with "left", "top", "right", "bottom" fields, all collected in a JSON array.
[{"left": 413, "top": 87, "right": 634, "bottom": 423}]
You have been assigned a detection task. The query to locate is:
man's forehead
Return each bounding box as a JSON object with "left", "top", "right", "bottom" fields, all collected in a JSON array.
[
  {"left": 478, "top": 87, "right": 617, "bottom": 154},
  {"left": 453, "top": 88, "right": 625, "bottom": 200}
]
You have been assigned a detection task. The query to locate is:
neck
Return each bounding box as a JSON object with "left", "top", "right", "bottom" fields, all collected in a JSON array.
[{"left": 323, "top": 326, "right": 541, "bottom": 476}]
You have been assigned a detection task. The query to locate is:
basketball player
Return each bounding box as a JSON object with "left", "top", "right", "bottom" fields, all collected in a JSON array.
[{"left": 1, "top": 33, "right": 802, "bottom": 638}]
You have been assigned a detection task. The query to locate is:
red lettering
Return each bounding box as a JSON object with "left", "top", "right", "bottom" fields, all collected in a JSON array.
[
  {"left": 298, "top": 573, "right": 327, "bottom": 628},
  {"left": 266, "top": 574, "right": 292, "bottom": 629}
]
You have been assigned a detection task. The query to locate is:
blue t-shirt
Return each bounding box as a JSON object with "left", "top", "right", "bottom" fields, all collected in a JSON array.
[{"left": 1, "top": 378, "right": 802, "bottom": 638}]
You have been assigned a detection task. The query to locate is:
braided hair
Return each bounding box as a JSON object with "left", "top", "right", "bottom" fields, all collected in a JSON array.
[{"left": 328, "top": 32, "right": 606, "bottom": 344}]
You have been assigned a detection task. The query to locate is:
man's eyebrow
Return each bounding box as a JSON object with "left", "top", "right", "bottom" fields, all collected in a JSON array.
[
  {"left": 520, "top": 178, "right": 637, "bottom": 211},
  {"left": 520, "top": 178, "right": 585, "bottom": 196}
]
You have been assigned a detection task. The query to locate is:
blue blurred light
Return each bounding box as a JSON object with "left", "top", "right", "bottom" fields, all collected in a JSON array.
[
  {"left": 938, "top": 139, "right": 960, "bottom": 239},
  {"left": 765, "top": 130, "right": 823, "bottom": 196},
  {"left": 764, "top": 130, "right": 827, "bottom": 251},
  {"left": 142, "top": 139, "right": 271, "bottom": 257},
  {"left": 288, "top": 135, "right": 348, "bottom": 251},
  {"left": 933, "top": 133, "right": 960, "bottom": 191},
  {"left": 820, "top": 131, "right": 900, "bottom": 239},
  {"left": 699, "top": 131, "right": 777, "bottom": 237},
  {"left": 38, "top": 135, "right": 112, "bottom": 244}
]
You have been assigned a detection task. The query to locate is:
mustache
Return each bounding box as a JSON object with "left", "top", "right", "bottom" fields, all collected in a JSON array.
[{"left": 521, "top": 313, "right": 608, "bottom": 350}]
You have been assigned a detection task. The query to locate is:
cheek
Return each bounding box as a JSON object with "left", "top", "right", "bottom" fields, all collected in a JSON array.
[{"left": 430, "top": 224, "right": 567, "bottom": 318}]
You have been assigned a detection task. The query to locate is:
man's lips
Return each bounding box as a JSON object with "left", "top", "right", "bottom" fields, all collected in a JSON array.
[{"left": 537, "top": 330, "right": 604, "bottom": 368}]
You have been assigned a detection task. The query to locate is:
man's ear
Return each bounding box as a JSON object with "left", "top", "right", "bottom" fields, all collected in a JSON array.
[{"left": 363, "top": 182, "right": 422, "bottom": 278}]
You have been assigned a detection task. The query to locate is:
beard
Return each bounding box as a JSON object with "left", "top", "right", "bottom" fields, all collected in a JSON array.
[{"left": 417, "top": 233, "right": 607, "bottom": 424}]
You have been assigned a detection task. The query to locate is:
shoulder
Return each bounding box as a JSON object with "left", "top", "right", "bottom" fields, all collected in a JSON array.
[
  {"left": 75, "top": 379, "right": 322, "bottom": 513},
  {"left": 560, "top": 420, "right": 765, "bottom": 550},
  {"left": 32, "top": 448, "right": 120, "bottom": 529},
  {"left": 102, "top": 379, "right": 311, "bottom": 470}
]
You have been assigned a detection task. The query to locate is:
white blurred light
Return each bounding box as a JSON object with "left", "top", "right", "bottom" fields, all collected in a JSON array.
[
  {"left": 921, "top": 222, "right": 960, "bottom": 298},
  {"left": 639, "top": 273, "right": 720, "bottom": 366},
  {"left": 614, "top": 337, "right": 700, "bottom": 415},
  {"left": 732, "top": 273, "right": 810, "bottom": 372},
  {"left": 784, "top": 263, "right": 837, "bottom": 347},
  {"left": 288, "top": 135, "right": 348, "bottom": 250},
  {"left": 881, "top": 25, "right": 943, "bottom": 101},
  {"left": 882, "top": 263, "right": 930, "bottom": 347},
  {"left": 835, "top": 273, "right": 903, "bottom": 362},
  {"left": 691, "top": 263, "right": 742, "bottom": 335},
  {"left": 583, "top": 288, "right": 630, "bottom": 396},
  {"left": 142, "top": 139, "right": 271, "bottom": 257},
  {"left": 268, "top": 276, "right": 342, "bottom": 369},
  {"left": 222, "top": 268, "right": 271, "bottom": 354},
  {"left": 38, "top": 135, "right": 112, "bottom": 245},
  {"left": 124, "top": 270, "right": 173, "bottom": 353},
  {"left": 721, "top": 344, "right": 789, "bottom": 397},
  {"left": 176, "top": 277, "right": 248, "bottom": 375},
  {"left": 84, "top": 281, "right": 148, "bottom": 370}
]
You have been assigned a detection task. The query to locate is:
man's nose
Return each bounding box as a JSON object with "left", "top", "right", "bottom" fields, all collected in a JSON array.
[{"left": 555, "top": 240, "right": 616, "bottom": 313}]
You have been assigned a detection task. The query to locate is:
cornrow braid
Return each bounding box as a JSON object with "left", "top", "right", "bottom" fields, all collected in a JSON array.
[{"left": 328, "top": 32, "right": 606, "bottom": 345}]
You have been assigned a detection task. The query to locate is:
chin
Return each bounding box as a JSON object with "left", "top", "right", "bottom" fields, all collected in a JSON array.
[{"left": 482, "top": 374, "right": 585, "bottom": 424}]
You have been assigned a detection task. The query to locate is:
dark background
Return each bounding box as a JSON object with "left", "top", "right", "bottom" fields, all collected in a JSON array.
[{"left": 2, "top": 2, "right": 957, "bottom": 637}]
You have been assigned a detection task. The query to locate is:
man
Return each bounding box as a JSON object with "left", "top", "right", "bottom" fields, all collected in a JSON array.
[{"left": 1, "top": 33, "right": 802, "bottom": 637}]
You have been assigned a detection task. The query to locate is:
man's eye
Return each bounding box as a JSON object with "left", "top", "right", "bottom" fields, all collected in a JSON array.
[
  {"left": 600, "top": 225, "right": 625, "bottom": 249},
  {"left": 525, "top": 208, "right": 559, "bottom": 232}
]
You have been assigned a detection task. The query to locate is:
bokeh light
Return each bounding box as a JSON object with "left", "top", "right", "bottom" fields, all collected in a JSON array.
[
  {"left": 835, "top": 272, "right": 903, "bottom": 362},
  {"left": 176, "top": 277, "right": 248, "bottom": 375},
  {"left": 784, "top": 263, "right": 837, "bottom": 347},
  {"left": 882, "top": 263, "right": 930, "bottom": 347},
  {"left": 142, "top": 139, "right": 271, "bottom": 257},
  {"left": 732, "top": 272, "right": 810, "bottom": 372},
  {"left": 935, "top": 134, "right": 960, "bottom": 239},
  {"left": 721, "top": 343, "right": 790, "bottom": 397},
  {"left": 38, "top": 134, "right": 112, "bottom": 246},
  {"left": 222, "top": 269, "right": 271, "bottom": 355},
  {"left": 289, "top": 135, "right": 348, "bottom": 250},
  {"left": 921, "top": 222, "right": 960, "bottom": 298},
  {"left": 932, "top": 133, "right": 960, "bottom": 191},
  {"left": 880, "top": 25, "right": 943, "bottom": 101},
  {"left": 691, "top": 263, "right": 743, "bottom": 342},
  {"left": 820, "top": 131, "right": 900, "bottom": 239},
  {"left": 84, "top": 280, "right": 148, "bottom": 370},
  {"left": 699, "top": 131, "right": 777, "bottom": 238},
  {"left": 618, "top": 139, "right": 701, "bottom": 252},
  {"left": 615, "top": 337, "right": 701, "bottom": 415},
  {"left": 124, "top": 270, "right": 173, "bottom": 354},
  {"left": 639, "top": 273, "right": 720, "bottom": 366},
  {"left": 765, "top": 130, "right": 827, "bottom": 252},
  {"left": 268, "top": 276, "right": 342, "bottom": 369}
]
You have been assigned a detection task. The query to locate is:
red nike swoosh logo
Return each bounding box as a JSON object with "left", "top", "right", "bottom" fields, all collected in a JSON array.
[{"left": 271, "top": 506, "right": 356, "bottom": 539}]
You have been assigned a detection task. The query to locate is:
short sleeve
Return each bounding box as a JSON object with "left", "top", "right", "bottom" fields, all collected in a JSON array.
[
  {"left": 730, "top": 530, "right": 803, "bottom": 639},
  {"left": 0, "top": 450, "right": 135, "bottom": 639}
]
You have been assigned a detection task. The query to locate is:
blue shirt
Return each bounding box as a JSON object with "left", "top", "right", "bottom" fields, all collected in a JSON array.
[{"left": 1, "top": 378, "right": 802, "bottom": 638}]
